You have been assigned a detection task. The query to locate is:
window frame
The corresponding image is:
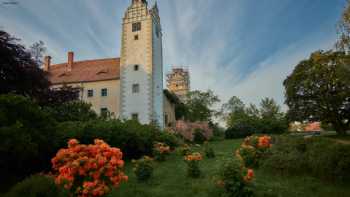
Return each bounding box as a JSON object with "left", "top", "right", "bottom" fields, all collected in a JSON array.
[
  {"left": 132, "top": 84, "right": 140, "bottom": 93},
  {"left": 87, "top": 89, "right": 94, "bottom": 97},
  {"left": 132, "top": 22, "right": 141, "bottom": 32},
  {"left": 101, "top": 88, "right": 108, "bottom": 97},
  {"left": 131, "top": 113, "right": 139, "bottom": 121},
  {"left": 134, "top": 65, "right": 139, "bottom": 71}
]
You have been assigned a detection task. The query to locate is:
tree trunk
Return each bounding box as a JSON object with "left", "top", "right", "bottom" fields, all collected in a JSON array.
[{"left": 333, "top": 122, "right": 348, "bottom": 136}]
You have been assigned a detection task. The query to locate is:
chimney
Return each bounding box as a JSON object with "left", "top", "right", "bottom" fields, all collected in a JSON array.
[
  {"left": 43, "top": 56, "right": 51, "bottom": 71},
  {"left": 67, "top": 51, "right": 74, "bottom": 72}
]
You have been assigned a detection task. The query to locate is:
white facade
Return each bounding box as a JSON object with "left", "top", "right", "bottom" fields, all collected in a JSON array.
[{"left": 120, "top": 0, "right": 164, "bottom": 127}]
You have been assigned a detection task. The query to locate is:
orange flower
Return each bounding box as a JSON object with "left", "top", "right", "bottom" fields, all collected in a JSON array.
[
  {"left": 68, "top": 139, "right": 79, "bottom": 148},
  {"left": 51, "top": 139, "right": 127, "bottom": 197}
]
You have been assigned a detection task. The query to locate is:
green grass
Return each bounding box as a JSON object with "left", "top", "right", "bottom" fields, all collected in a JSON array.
[{"left": 109, "top": 139, "right": 350, "bottom": 197}]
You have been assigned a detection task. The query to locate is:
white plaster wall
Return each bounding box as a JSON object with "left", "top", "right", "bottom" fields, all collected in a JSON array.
[{"left": 120, "top": 64, "right": 151, "bottom": 124}]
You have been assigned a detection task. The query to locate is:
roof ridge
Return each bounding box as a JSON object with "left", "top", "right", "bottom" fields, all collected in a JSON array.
[{"left": 51, "top": 57, "right": 120, "bottom": 67}]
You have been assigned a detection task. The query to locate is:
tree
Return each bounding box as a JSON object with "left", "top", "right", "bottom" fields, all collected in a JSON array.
[
  {"left": 0, "top": 30, "right": 50, "bottom": 99},
  {"left": 44, "top": 101, "right": 97, "bottom": 122},
  {"left": 224, "top": 96, "right": 287, "bottom": 138},
  {"left": 0, "top": 30, "right": 78, "bottom": 105},
  {"left": 283, "top": 50, "right": 350, "bottom": 135},
  {"left": 28, "top": 40, "right": 46, "bottom": 66},
  {"left": 185, "top": 90, "right": 220, "bottom": 122},
  {"left": 336, "top": 0, "right": 350, "bottom": 51}
]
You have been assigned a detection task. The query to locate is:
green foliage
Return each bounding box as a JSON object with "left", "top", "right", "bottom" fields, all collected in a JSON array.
[
  {"left": 132, "top": 156, "right": 154, "bottom": 182},
  {"left": 56, "top": 119, "right": 177, "bottom": 160},
  {"left": 44, "top": 101, "right": 97, "bottom": 122},
  {"left": 224, "top": 97, "right": 287, "bottom": 138},
  {"left": 185, "top": 90, "right": 220, "bottom": 122},
  {"left": 4, "top": 175, "right": 67, "bottom": 197},
  {"left": 0, "top": 94, "right": 59, "bottom": 185},
  {"left": 178, "top": 144, "right": 192, "bottom": 156},
  {"left": 155, "top": 131, "right": 180, "bottom": 150},
  {"left": 186, "top": 160, "right": 201, "bottom": 178},
  {"left": 283, "top": 50, "right": 350, "bottom": 135},
  {"left": 193, "top": 129, "right": 206, "bottom": 144},
  {"left": 219, "top": 159, "right": 254, "bottom": 197},
  {"left": 336, "top": 0, "right": 350, "bottom": 51},
  {"left": 204, "top": 143, "right": 215, "bottom": 158},
  {"left": 261, "top": 136, "right": 350, "bottom": 182},
  {"left": 237, "top": 146, "right": 257, "bottom": 168}
]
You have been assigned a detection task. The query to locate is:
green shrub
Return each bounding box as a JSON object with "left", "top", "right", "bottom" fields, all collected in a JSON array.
[
  {"left": 155, "top": 131, "right": 180, "bottom": 149},
  {"left": 236, "top": 146, "right": 257, "bottom": 168},
  {"left": 225, "top": 125, "right": 254, "bottom": 139},
  {"left": 193, "top": 129, "right": 206, "bottom": 144},
  {"left": 44, "top": 101, "right": 97, "bottom": 122},
  {"left": 204, "top": 142, "right": 215, "bottom": 158},
  {"left": 178, "top": 144, "right": 192, "bottom": 156},
  {"left": 0, "top": 94, "right": 59, "bottom": 185},
  {"left": 56, "top": 119, "right": 179, "bottom": 160},
  {"left": 218, "top": 159, "right": 254, "bottom": 197},
  {"left": 261, "top": 136, "right": 350, "bottom": 182},
  {"left": 5, "top": 175, "right": 67, "bottom": 197},
  {"left": 132, "top": 156, "right": 154, "bottom": 182},
  {"left": 184, "top": 152, "right": 203, "bottom": 178}
]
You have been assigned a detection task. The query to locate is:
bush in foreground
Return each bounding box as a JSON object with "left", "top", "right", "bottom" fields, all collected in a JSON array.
[
  {"left": 217, "top": 159, "right": 254, "bottom": 197},
  {"left": 261, "top": 136, "right": 350, "bottom": 182},
  {"left": 184, "top": 152, "right": 203, "bottom": 178},
  {"left": 5, "top": 175, "right": 67, "bottom": 197},
  {"left": 132, "top": 156, "right": 154, "bottom": 182},
  {"left": 51, "top": 139, "right": 128, "bottom": 197}
]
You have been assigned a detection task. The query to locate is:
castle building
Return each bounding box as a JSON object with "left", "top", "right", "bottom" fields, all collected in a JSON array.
[
  {"left": 166, "top": 67, "right": 190, "bottom": 102},
  {"left": 43, "top": 0, "right": 175, "bottom": 128}
]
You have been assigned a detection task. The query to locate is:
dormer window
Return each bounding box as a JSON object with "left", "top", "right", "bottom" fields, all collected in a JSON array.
[
  {"left": 134, "top": 65, "right": 139, "bottom": 71},
  {"left": 132, "top": 22, "right": 141, "bottom": 32}
]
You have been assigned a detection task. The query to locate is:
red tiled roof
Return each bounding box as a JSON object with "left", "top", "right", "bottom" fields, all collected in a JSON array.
[{"left": 48, "top": 58, "right": 120, "bottom": 85}]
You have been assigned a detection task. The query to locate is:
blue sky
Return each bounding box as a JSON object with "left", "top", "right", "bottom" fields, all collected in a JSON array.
[{"left": 0, "top": 0, "right": 346, "bottom": 108}]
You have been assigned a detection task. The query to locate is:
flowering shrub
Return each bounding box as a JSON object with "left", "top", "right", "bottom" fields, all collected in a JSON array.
[
  {"left": 153, "top": 142, "right": 170, "bottom": 161},
  {"left": 51, "top": 139, "right": 128, "bottom": 197},
  {"left": 204, "top": 142, "right": 215, "bottom": 158},
  {"left": 184, "top": 152, "right": 202, "bottom": 178},
  {"left": 178, "top": 144, "right": 192, "bottom": 156},
  {"left": 236, "top": 135, "right": 272, "bottom": 167},
  {"left": 132, "top": 156, "right": 154, "bottom": 182},
  {"left": 235, "top": 145, "right": 257, "bottom": 167},
  {"left": 217, "top": 159, "right": 254, "bottom": 197}
]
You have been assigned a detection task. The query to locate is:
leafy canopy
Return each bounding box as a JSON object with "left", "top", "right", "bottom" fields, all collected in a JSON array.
[{"left": 283, "top": 50, "right": 350, "bottom": 135}]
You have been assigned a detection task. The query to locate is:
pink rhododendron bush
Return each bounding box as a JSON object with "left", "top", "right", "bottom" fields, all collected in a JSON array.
[{"left": 51, "top": 139, "right": 128, "bottom": 197}]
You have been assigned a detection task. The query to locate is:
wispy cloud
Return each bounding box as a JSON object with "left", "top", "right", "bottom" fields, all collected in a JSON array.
[{"left": 0, "top": 0, "right": 345, "bottom": 110}]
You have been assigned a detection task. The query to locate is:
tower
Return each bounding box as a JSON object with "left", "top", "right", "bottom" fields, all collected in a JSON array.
[
  {"left": 167, "top": 67, "right": 190, "bottom": 102},
  {"left": 120, "top": 0, "right": 164, "bottom": 127}
]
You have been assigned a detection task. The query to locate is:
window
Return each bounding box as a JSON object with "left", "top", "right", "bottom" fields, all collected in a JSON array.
[
  {"left": 101, "top": 88, "right": 108, "bottom": 97},
  {"left": 100, "top": 108, "right": 108, "bottom": 118},
  {"left": 131, "top": 113, "right": 138, "bottom": 121},
  {"left": 134, "top": 35, "right": 139, "bottom": 40},
  {"left": 87, "top": 89, "right": 93, "bottom": 97},
  {"left": 134, "top": 65, "right": 139, "bottom": 71},
  {"left": 132, "top": 22, "right": 141, "bottom": 32},
  {"left": 132, "top": 84, "right": 140, "bottom": 93}
]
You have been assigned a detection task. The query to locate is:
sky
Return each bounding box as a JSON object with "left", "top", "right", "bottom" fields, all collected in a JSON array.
[{"left": 0, "top": 0, "right": 347, "bottom": 109}]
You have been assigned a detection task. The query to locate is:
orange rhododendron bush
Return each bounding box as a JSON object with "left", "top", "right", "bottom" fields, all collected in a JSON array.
[
  {"left": 153, "top": 142, "right": 170, "bottom": 161},
  {"left": 51, "top": 139, "right": 128, "bottom": 197},
  {"left": 236, "top": 135, "right": 272, "bottom": 167}
]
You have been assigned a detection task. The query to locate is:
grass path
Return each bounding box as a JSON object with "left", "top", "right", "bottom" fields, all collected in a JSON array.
[{"left": 109, "top": 139, "right": 350, "bottom": 197}]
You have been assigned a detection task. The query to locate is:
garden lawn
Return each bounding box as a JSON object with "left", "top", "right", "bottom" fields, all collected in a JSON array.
[{"left": 110, "top": 139, "right": 350, "bottom": 197}]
